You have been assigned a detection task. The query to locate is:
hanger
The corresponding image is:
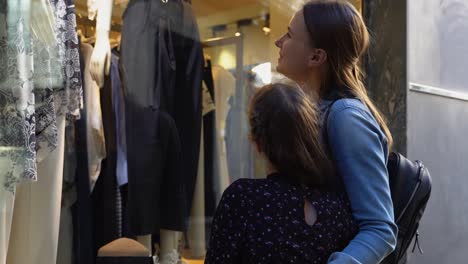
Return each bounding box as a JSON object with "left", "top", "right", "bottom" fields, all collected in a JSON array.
[
  {"left": 83, "top": 35, "right": 96, "bottom": 44},
  {"left": 110, "top": 34, "right": 121, "bottom": 51},
  {"left": 78, "top": 28, "right": 97, "bottom": 44}
]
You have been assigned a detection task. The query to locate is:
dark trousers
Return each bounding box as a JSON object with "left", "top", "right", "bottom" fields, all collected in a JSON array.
[
  {"left": 73, "top": 42, "right": 95, "bottom": 264},
  {"left": 92, "top": 70, "right": 120, "bottom": 253},
  {"left": 202, "top": 61, "right": 217, "bottom": 246},
  {"left": 121, "top": 0, "right": 203, "bottom": 235}
]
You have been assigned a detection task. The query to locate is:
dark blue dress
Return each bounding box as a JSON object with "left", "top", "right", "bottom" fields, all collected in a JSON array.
[{"left": 205, "top": 173, "right": 358, "bottom": 264}]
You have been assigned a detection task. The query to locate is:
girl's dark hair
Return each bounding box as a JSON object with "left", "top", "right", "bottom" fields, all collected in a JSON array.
[
  {"left": 303, "top": 0, "right": 393, "bottom": 149},
  {"left": 248, "top": 83, "right": 335, "bottom": 186}
]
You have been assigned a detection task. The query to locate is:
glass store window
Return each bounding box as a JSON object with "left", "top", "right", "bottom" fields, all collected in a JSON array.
[{"left": 0, "top": 0, "right": 361, "bottom": 263}]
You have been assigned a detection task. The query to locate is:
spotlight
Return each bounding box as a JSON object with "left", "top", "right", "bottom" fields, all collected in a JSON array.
[
  {"left": 235, "top": 23, "right": 241, "bottom": 36},
  {"left": 235, "top": 18, "right": 252, "bottom": 37}
]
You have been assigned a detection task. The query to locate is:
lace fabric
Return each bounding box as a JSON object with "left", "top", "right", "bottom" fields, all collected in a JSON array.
[
  {"left": 1, "top": 0, "right": 39, "bottom": 193},
  {"left": 0, "top": 0, "right": 83, "bottom": 194}
]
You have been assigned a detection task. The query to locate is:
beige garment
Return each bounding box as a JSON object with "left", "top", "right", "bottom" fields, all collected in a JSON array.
[
  {"left": 81, "top": 43, "right": 106, "bottom": 191},
  {"left": 212, "top": 65, "right": 235, "bottom": 200},
  {"left": 186, "top": 123, "right": 206, "bottom": 259},
  {"left": 202, "top": 82, "right": 215, "bottom": 116},
  {"left": 6, "top": 114, "right": 66, "bottom": 264},
  {"left": 212, "top": 65, "right": 235, "bottom": 138},
  {"left": 57, "top": 207, "right": 73, "bottom": 264},
  {"left": 87, "top": 0, "right": 97, "bottom": 20},
  {"left": 0, "top": 189, "right": 14, "bottom": 264},
  {"left": 185, "top": 81, "right": 214, "bottom": 258}
]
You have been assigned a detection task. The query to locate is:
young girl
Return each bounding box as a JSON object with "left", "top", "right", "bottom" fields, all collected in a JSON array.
[
  {"left": 205, "top": 83, "right": 358, "bottom": 263},
  {"left": 274, "top": 1, "right": 397, "bottom": 263}
]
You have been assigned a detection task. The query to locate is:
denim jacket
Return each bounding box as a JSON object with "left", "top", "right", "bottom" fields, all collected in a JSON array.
[{"left": 320, "top": 98, "right": 398, "bottom": 264}]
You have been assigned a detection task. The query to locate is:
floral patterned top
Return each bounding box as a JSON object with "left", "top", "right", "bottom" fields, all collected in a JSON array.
[
  {"left": 205, "top": 173, "right": 358, "bottom": 264},
  {"left": 49, "top": 0, "right": 83, "bottom": 118},
  {"left": 0, "top": 0, "right": 82, "bottom": 195}
]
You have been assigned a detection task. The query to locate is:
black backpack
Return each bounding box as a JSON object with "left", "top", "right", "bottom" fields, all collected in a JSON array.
[{"left": 323, "top": 100, "right": 432, "bottom": 264}]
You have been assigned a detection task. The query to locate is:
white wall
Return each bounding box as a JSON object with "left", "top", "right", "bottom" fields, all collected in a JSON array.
[{"left": 407, "top": 0, "right": 468, "bottom": 263}]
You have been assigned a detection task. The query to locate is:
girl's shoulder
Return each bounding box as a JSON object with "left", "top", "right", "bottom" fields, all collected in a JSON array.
[
  {"left": 224, "top": 176, "right": 304, "bottom": 203},
  {"left": 320, "top": 97, "right": 371, "bottom": 118},
  {"left": 221, "top": 178, "right": 271, "bottom": 201},
  {"left": 320, "top": 97, "right": 388, "bottom": 145},
  {"left": 321, "top": 98, "right": 380, "bottom": 131}
]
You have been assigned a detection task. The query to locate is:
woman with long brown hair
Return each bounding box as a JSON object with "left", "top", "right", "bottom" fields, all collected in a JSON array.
[
  {"left": 274, "top": 0, "right": 397, "bottom": 263},
  {"left": 205, "top": 83, "right": 358, "bottom": 263}
]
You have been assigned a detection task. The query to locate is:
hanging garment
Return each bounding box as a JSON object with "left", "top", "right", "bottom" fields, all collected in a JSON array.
[
  {"left": 0, "top": 1, "right": 38, "bottom": 200},
  {"left": 48, "top": 0, "right": 84, "bottom": 118},
  {"left": 0, "top": 190, "right": 14, "bottom": 264},
  {"left": 1, "top": 0, "right": 83, "bottom": 263},
  {"left": 110, "top": 52, "right": 128, "bottom": 187},
  {"left": 72, "top": 119, "right": 96, "bottom": 264},
  {"left": 224, "top": 70, "right": 255, "bottom": 184},
  {"left": 81, "top": 42, "right": 106, "bottom": 190},
  {"left": 110, "top": 52, "right": 130, "bottom": 238},
  {"left": 92, "top": 65, "right": 120, "bottom": 253},
  {"left": 67, "top": 40, "right": 95, "bottom": 264},
  {"left": 211, "top": 65, "right": 235, "bottom": 200},
  {"left": 185, "top": 80, "right": 215, "bottom": 258},
  {"left": 57, "top": 200, "right": 74, "bottom": 264},
  {"left": 87, "top": 0, "right": 97, "bottom": 20},
  {"left": 120, "top": 0, "right": 203, "bottom": 235},
  {"left": 57, "top": 116, "right": 78, "bottom": 264},
  {"left": 0, "top": 0, "right": 83, "bottom": 194},
  {"left": 0, "top": 0, "right": 60, "bottom": 198},
  {"left": 201, "top": 60, "right": 217, "bottom": 245},
  {"left": 71, "top": 42, "right": 95, "bottom": 264},
  {"left": 7, "top": 114, "right": 66, "bottom": 264},
  {"left": 1, "top": 0, "right": 82, "bottom": 252}
]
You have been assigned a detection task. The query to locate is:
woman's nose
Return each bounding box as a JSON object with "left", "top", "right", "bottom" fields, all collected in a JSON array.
[
  {"left": 275, "top": 37, "right": 282, "bottom": 48},
  {"left": 275, "top": 38, "right": 282, "bottom": 48}
]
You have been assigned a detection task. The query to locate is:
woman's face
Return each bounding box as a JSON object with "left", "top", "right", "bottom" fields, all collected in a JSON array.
[{"left": 275, "top": 10, "right": 315, "bottom": 83}]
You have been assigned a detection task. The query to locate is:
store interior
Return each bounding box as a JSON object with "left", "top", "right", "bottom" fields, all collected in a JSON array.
[
  {"left": 0, "top": 1, "right": 360, "bottom": 264},
  {"left": 73, "top": 0, "right": 361, "bottom": 263}
]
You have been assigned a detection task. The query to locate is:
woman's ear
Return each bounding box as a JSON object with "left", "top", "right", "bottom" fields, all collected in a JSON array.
[{"left": 308, "top": 48, "right": 327, "bottom": 67}]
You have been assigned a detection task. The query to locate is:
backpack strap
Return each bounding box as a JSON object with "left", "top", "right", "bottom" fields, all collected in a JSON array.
[
  {"left": 322, "top": 95, "right": 359, "bottom": 151},
  {"left": 321, "top": 85, "right": 355, "bottom": 147}
]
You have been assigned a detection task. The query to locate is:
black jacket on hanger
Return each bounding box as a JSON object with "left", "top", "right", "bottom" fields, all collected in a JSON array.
[
  {"left": 202, "top": 60, "right": 217, "bottom": 245},
  {"left": 120, "top": 0, "right": 203, "bottom": 235}
]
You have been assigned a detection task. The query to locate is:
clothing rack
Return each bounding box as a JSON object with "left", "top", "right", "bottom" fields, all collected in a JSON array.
[
  {"left": 202, "top": 35, "right": 244, "bottom": 104},
  {"left": 202, "top": 34, "right": 254, "bottom": 183}
]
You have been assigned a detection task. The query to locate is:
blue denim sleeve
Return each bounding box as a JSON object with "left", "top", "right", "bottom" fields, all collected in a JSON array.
[{"left": 325, "top": 102, "right": 398, "bottom": 264}]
